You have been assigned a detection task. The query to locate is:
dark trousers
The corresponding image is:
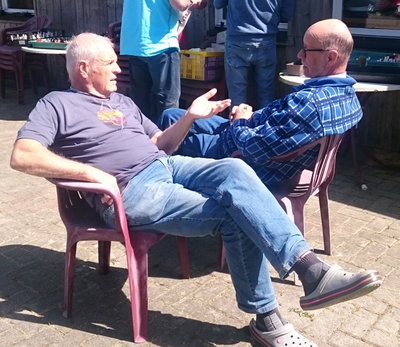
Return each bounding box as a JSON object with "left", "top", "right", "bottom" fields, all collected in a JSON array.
[{"left": 128, "top": 49, "right": 181, "bottom": 122}]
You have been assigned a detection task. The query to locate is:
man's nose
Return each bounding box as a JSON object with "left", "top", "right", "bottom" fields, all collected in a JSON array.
[{"left": 114, "top": 63, "right": 122, "bottom": 74}]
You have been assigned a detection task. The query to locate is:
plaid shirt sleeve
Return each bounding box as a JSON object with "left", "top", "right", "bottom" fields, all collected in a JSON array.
[{"left": 229, "top": 90, "right": 323, "bottom": 165}]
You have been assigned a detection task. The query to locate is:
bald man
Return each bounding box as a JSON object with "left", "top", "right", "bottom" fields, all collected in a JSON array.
[{"left": 159, "top": 19, "right": 362, "bottom": 188}]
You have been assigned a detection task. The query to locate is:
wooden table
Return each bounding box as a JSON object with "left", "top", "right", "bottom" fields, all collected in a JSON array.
[{"left": 279, "top": 73, "right": 400, "bottom": 190}]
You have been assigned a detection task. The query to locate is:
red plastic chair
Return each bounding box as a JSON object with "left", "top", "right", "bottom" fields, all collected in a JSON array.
[
  {"left": 219, "top": 133, "right": 347, "bottom": 275},
  {"left": 49, "top": 179, "right": 190, "bottom": 343},
  {"left": 0, "top": 15, "right": 52, "bottom": 103}
]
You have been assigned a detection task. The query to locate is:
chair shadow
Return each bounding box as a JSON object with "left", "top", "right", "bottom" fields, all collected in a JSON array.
[
  {"left": 150, "top": 235, "right": 220, "bottom": 279},
  {"left": 0, "top": 244, "right": 252, "bottom": 345}
]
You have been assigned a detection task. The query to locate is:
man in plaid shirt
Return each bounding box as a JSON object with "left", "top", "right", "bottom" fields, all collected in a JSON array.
[{"left": 158, "top": 19, "right": 362, "bottom": 186}]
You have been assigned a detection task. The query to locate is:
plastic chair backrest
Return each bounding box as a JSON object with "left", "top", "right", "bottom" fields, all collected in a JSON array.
[{"left": 269, "top": 134, "right": 345, "bottom": 198}]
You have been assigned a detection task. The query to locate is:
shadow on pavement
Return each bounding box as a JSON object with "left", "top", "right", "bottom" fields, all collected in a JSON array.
[{"left": 0, "top": 244, "right": 251, "bottom": 346}]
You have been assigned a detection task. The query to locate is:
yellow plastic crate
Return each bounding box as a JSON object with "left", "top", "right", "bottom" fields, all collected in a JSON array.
[{"left": 180, "top": 50, "right": 224, "bottom": 81}]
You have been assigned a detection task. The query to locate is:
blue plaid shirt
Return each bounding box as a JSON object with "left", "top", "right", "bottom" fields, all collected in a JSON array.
[{"left": 220, "top": 75, "right": 363, "bottom": 185}]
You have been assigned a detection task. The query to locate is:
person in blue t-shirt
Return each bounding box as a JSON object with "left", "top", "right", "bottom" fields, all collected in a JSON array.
[
  {"left": 10, "top": 32, "right": 382, "bottom": 347},
  {"left": 214, "top": 0, "right": 295, "bottom": 109},
  {"left": 120, "top": 0, "right": 207, "bottom": 123}
]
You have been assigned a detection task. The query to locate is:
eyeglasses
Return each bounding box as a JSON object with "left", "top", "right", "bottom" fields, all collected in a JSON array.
[{"left": 301, "top": 48, "right": 330, "bottom": 57}]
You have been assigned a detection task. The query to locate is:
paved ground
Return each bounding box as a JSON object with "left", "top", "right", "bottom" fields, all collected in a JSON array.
[{"left": 0, "top": 88, "right": 399, "bottom": 346}]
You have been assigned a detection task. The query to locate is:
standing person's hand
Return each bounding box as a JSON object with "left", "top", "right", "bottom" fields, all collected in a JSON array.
[
  {"left": 230, "top": 104, "right": 253, "bottom": 122},
  {"left": 186, "top": 88, "right": 231, "bottom": 120},
  {"left": 192, "top": 0, "right": 208, "bottom": 9},
  {"left": 170, "top": 0, "right": 206, "bottom": 11}
]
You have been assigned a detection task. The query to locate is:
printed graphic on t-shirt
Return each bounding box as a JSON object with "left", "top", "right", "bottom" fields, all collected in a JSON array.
[{"left": 97, "top": 104, "right": 126, "bottom": 128}]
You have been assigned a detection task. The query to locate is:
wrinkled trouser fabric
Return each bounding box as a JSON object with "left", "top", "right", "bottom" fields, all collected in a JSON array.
[{"left": 102, "top": 155, "right": 310, "bottom": 313}]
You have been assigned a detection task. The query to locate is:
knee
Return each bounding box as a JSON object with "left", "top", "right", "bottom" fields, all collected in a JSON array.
[
  {"left": 158, "top": 108, "right": 187, "bottom": 129},
  {"left": 220, "top": 157, "right": 258, "bottom": 178}
]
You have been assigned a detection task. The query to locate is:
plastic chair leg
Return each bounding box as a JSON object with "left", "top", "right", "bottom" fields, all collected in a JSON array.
[
  {"left": 125, "top": 244, "right": 148, "bottom": 343},
  {"left": 0, "top": 69, "right": 5, "bottom": 98},
  {"left": 98, "top": 240, "right": 111, "bottom": 274},
  {"left": 318, "top": 190, "right": 331, "bottom": 255},
  {"left": 63, "top": 241, "right": 77, "bottom": 318},
  {"left": 15, "top": 66, "right": 24, "bottom": 104},
  {"left": 176, "top": 236, "right": 190, "bottom": 279}
]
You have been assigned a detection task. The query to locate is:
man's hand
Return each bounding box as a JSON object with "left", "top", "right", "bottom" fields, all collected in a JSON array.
[
  {"left": 192, "top": 0, "right": 207, "bottom": 10},
  {"left": 186, "top": 88, "right": 231, "bottom": 120},
  {"left": 152, "top": 89, "right": 230, "bottom": 154},
  {"left": 86, "top": 167, "right": 119, "bottom": 206},
  {"left": 170, "top": 0, "right": 205, "bottom": 11},
  {"left": 230, "top": 103, "right": 253, "bottom": 123}
]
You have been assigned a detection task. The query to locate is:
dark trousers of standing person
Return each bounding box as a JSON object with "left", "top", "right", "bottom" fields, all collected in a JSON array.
[
  {"left": 225, "top": 38, "right": 277, "bottom": 109},
  {"left": 128, "top": 48, "right": 181, "bottom": 123}
]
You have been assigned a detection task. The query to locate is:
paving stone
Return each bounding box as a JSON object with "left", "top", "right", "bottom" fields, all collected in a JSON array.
[
  {"left": 329, "top": 331, "right": 374, "bottom": 347},
  {"left": 365, "top": 327, "right": 400, "bottom": 346}
]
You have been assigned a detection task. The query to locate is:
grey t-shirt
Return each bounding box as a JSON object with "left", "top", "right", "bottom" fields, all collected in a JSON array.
[{"left": 17, "top": 89, "right": 167, "bottom": 189}]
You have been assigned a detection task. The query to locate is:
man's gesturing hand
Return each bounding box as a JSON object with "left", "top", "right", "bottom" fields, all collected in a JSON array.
[{"left": 186, "top": 88, "right": 231, "bottom": 120}]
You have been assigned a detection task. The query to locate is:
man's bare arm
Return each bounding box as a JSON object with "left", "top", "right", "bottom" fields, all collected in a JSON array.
[{"left": 10, "top": 139, "right": 119, "bottom": 197}]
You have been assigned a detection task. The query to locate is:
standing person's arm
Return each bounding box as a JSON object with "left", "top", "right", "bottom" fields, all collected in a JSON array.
[{"left": 151, "top": 89, "right": 231, "bottom": 154}]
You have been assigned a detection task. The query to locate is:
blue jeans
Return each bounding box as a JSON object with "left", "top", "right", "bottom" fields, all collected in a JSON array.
[
  {"left": 129, "top": 49, "right": 181, "bottom": 122},
  {"left": 225, "top": 39, "right": 277, "bottom": 109},
  {"left": 102, "top": 155, "right": 310, "bottom": 314},
  {"left": 158, "top": 108, "right": 228, "bottom": 158}
]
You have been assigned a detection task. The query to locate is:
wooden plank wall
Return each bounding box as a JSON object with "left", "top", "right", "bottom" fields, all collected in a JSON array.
[
  {"left": 33, "top": 0, "right": 123, "bottom": 36},
  {"left": 32, "top": 0, "right": 123, "bottom": 89}
]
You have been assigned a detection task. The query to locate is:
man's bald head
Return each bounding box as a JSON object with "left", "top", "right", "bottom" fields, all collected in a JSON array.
[{"left": 305, "top": 19, "right": 353, "bottom": 67}]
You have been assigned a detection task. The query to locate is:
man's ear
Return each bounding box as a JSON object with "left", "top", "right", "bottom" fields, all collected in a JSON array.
[
  {"left": 327, "top": 49, "right": 339, "bottom": 66},
  {"left": 78, "top": 60, "right": 90, "bottom": 78}
]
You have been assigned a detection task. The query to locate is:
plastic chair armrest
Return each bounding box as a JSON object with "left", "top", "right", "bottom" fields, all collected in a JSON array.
[{"left": 47, "top": 178, "right": 129, "bottom": 234}]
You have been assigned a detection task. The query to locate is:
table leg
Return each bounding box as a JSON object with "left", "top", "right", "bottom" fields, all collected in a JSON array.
[{"left": 350, "top": 127, "right": 368, "bottom": 190}]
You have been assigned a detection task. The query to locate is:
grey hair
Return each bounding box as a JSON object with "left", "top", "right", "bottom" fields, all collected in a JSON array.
[
  {"left": 65, "top": 33, "right": 114, "bottom": 79},
  {"left": 321, "top": 32, "right": 353, "bottom": 66}
]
